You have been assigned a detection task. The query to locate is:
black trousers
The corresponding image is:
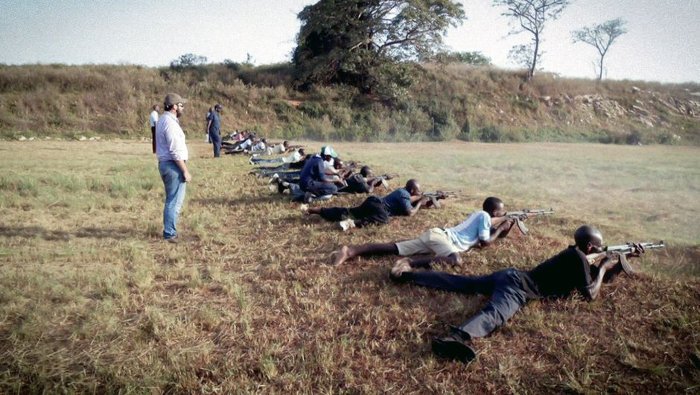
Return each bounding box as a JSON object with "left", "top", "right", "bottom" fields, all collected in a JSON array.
[
  {"left": 319, "top": 196, "right": 390, "bottom": 228},
  {"left": 403, "top": 268, "right": 534, "bottom": 338},
  {"left": 151, "top": 126, "right": 156, "bottom": 154}
]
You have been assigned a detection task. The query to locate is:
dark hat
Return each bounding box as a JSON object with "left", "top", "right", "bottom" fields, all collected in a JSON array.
[
  {"left": 164, "top": 93, "right": 187, "bottom": 107},
  {"left": 214, "top": 103, "right": 223, "bottom": 110}
]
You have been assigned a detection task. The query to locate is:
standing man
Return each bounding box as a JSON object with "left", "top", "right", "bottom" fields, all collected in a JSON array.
[
  {"left": 207, "top": 104, "right": 223, "bottom": 158},
  {"left": 149, "top": 104, "right": 160, "bottom": 154},
  {"left": 155, "top": 93, "right": 191, "bottom": 243}
]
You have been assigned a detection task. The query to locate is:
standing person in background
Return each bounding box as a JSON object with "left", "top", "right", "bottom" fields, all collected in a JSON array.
[
  {"left": 207, "top": 104, "right": 223, "bottom": 158},
  {"left": 155, "top": 93, "right": 191, "bottom": 243},
  {"left": 149, "top": 104, "right": 159, "bottom": 154},
  {"left": 204, "top": 106, "right": 213, "bottom": 143}
]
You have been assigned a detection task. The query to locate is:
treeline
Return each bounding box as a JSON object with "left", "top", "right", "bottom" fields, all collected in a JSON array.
[{"left": 0, "top": 62, "right": 698, "bottom": 144}]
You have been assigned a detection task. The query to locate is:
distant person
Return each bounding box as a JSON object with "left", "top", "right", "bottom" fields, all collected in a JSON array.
[
  {"left": 390, "top": 225, "right": 647, "bottom": 363},
  {"left": 207, "top": 104, "right": 223, "bottom": 158},
  {"left": 149, "top": 104, "right": 159, "bottom": 154},
  {"left": 204, "top": 106, "right": 213, "bottom": 143},
  {"left": 302, "top": 179, "right": 426, "bottom": 231},
  {"left": 299, "top": 146, "right": 340, "bottom": 203},
  {"left": 155, "top": 93, "right": 191, "bottom": 243}
]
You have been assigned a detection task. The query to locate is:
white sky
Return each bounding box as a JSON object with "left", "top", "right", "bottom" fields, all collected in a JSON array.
[{"left": 0, "top": 0, "right": 698, "bottom": 83}]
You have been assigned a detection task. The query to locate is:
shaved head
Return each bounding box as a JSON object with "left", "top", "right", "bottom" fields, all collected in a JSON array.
[
  {"left": 574, "top": 225, "right": 603, "bottom": 252},
  {"left": 405, "top": 179, "right": 421, "bottom": 195}
]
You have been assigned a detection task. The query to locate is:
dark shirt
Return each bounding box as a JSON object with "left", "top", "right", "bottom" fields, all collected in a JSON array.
[
  {"left": 299, "top": 155, "right": 328, "bottom": 189},
  {"left": 382, "top": 188, "right": 412, "bottom": 216},
  {"left": 527, "top": 246, "right": 593, "bottom": 299},
  {"left": 343, "top": 173, "right": 371, "bottom": 194},
  {"left": 288, "top": 156, "right": 308, "bottom": 169},
  {"left": 208, "top": 112, "right": 221, "bottom": 134}
]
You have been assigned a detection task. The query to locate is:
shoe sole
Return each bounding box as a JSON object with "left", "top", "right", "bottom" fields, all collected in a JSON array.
[{"left": 431, "top": 338, "right": 476, "bottom": 363}]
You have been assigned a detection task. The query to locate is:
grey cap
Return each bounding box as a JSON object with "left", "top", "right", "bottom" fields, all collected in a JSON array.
[{"left": 164, "top": 93, "right": 187, "bottom": 107}]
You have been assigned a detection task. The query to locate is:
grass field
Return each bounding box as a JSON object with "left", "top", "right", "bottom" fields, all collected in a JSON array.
[{"left": 0, "top": 140, "right": 698, "bottom": 393}]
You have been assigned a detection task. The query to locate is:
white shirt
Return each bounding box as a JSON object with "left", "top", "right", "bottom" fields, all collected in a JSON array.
[
  {"left": 282, "top": 150, "right": 302, "bottom": 163},
  {"left": 272, "top": 144, "right": 286, "bottom": 154},
  {"left": 149, "top": 110, "right": 159, "bottom": 127},
  {"left": 155, "top": 112, "right": 188, "bottom": 162},
  {"left": 251, "top": 141, "right": 266, "bottom": 152},
  {"left": 445, "top": 210, "right": 492, "bottom": 251}
]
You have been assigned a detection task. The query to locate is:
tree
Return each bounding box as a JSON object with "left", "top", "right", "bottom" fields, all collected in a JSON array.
[
  {"left": 169, "top": 53, "right": 208, "bottom": 71},
  {"left": 292, "top": 0, "right": 465, "bottom": 96},
  {"left": 433, "top": 51, "right": 492, "bottom": 65},
  {"left": 493, "top": 0, "right": 570, "bottom": 80},
  {"left": 507, "top": 44, "right": 533, "bottom": 70},
  {"left": 572, "top": 18, "right": 627, "bottom": 81}
]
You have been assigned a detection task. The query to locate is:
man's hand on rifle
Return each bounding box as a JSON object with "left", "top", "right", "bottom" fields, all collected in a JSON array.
[
  {"left": 627, "top": 242, "right": 646, "bottom": 258},
  {"left": 499, "top": 217, "right": 516, "bottom": 230}
]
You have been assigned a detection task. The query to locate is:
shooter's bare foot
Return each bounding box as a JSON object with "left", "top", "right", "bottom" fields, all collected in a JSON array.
[
  {"left": 330, "top": 246, "right": 350, "bottom": 266},
  {"left": 390, "top": 257, "right": 413, "bottom": 280}
]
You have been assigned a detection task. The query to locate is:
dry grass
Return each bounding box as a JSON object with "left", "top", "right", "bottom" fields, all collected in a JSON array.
[
  {"left": 1, "top": 64, "right": 698, "bottom": 144},
  {"left": 0, "top": 140, "right": 698, "bottom": 393}
]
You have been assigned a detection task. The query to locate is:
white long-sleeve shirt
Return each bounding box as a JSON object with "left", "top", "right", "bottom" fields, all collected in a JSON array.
[
  {"left": 281, "top": 150, "right": 302, "bottom": 163},
  {"left": 149, "top": 110, "right": 159, "bottom": 127},
  {"left": 155, "top": 112, "right": 188, "bottom": 162}
]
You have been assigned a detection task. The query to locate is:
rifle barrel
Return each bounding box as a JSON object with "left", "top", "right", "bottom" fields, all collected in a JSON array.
[{"left": 606, "top": 241, "right": 665, "bottom": 252}]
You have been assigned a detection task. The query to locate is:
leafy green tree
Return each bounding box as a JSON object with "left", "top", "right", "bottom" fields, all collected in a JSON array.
[
  {"left": 433, "top": 51, "right": 492, "bottom": 65},
  {"left": 169, "top": 53, "right": 208, "bottom": 71},
  {"left": 292, "top": 0, "right": 465, "bottom": 96},
  {"left": 572, "top": 18, "right": 627, "bottom": 81},
  {"left": 493, "top": 0, "right": 570, "bottom": 80}
]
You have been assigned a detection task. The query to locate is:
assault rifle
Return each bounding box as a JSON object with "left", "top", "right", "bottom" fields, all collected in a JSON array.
[
  {"left": 498, "top": 208, "right": 555, "bottom": 235},
  {"left": 587, "top": 241, "right": 665, "bottom": 274},
  {"left": 422, "top": 191, "right": 456, "bottom": 209},
  {"left": 378, "top": 173, "right": 399, "bottom": 181}
]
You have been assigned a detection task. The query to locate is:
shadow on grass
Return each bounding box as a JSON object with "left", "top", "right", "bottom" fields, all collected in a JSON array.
[
  {"left": 0, "top": 225, "right": 144, "bottom": 240},
  {"left": 191, "top": 193, "right": 286, "bottom": 207}
]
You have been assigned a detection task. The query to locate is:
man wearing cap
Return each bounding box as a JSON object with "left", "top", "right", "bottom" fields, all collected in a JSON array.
[
  {"left": 298, "top": 146, "right": 339, "bottom": 203},
  {"left": 155, "top": 93, "right": 191, "bottom": 243},
  {"left": 207, "top": 104, "right": 223, "bottom": 158}
]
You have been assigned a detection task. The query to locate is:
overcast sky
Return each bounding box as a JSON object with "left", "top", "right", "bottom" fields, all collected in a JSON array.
[{"left": 1, "top": 0, "right": 698, "bottom": 83}]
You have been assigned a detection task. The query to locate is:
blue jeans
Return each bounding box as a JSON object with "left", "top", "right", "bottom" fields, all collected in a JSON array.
[
  {"left": 252, "top": 157, "right": 283, "bottom": 165},
  {"left": 403, "top": 268, "right": 531, "bottom": 338},
  {"left": 301, "top": 180, "right": 338, "bottom": 196},
  {"left": 159, "top": 161, "right": 187, "bottom": 239},
  {"left": 209, "top": 131, "right": 221, "bottom": 157}
]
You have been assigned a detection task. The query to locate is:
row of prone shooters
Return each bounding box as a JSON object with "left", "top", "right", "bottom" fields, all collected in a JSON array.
[{"left": 247, "top": 143, "right": 666, "bottom": 363}]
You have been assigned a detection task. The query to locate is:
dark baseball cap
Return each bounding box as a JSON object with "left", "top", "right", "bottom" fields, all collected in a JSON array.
[{"left": 164, "top": 93, "right": 187, "bottom": 106}]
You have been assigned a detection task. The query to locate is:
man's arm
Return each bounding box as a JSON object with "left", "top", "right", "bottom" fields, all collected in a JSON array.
[
  {"left": 406, "top": 195, "right": 428, "bottom": 216},
  {"left": 174, "top": 160, "right": 192, "bottom": 182},
  {"left": 585, "top": 256, "right": 616, "bottom": 300},
  {"left": 476, "top": 218, "right": 515, "bottom": 248}
]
